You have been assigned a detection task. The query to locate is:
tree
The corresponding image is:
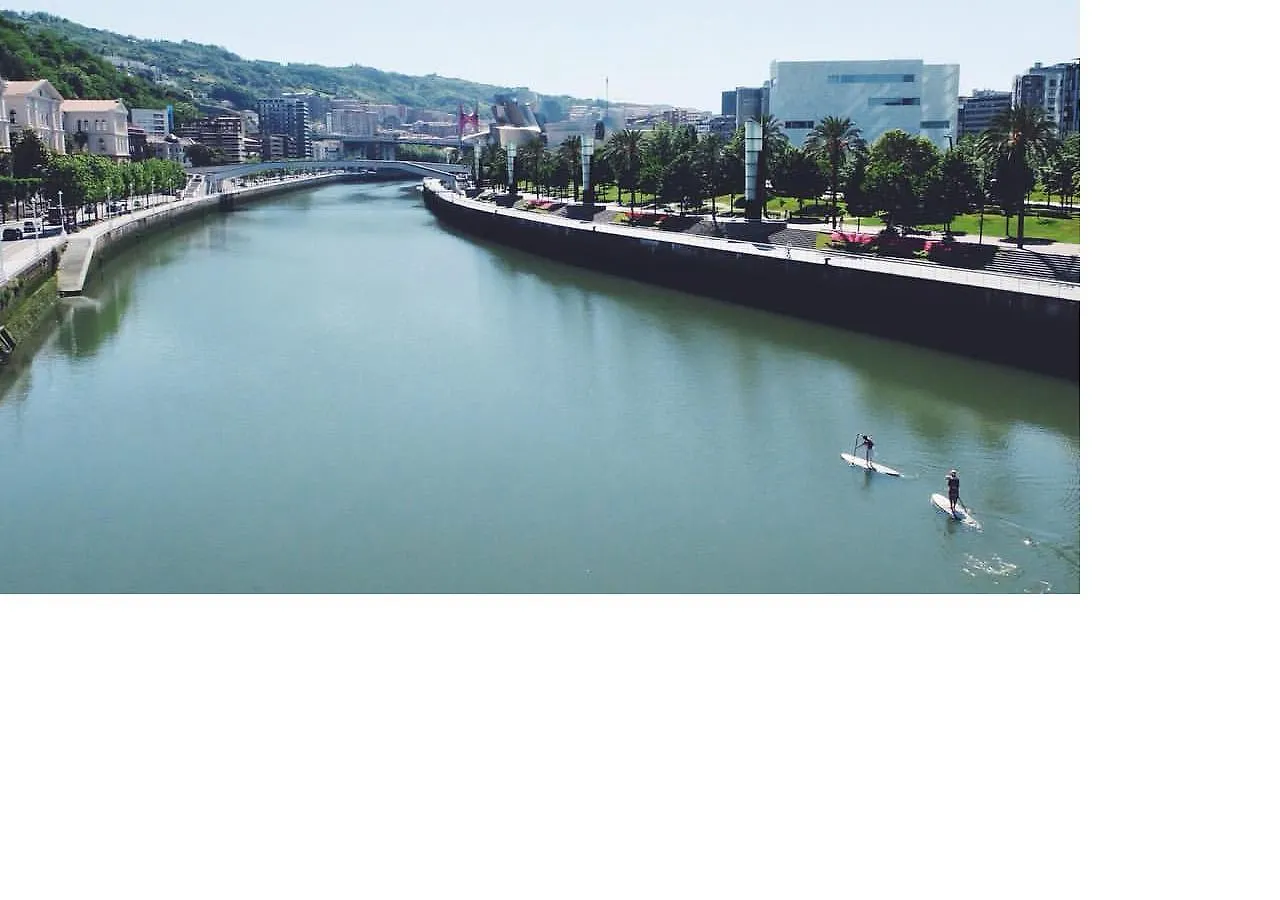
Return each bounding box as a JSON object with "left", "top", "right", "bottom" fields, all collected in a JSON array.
[
  {"left": 11, "top": 128, "right": 52, "bottom": 180},
  {"left": 924, "top": 148, "right": 979, "bottom": 235},
  {"left": 695, "top": 133, "right": 731, "bottom": 223},
  {"left": 184, "top": 142, "right": 216, "bottom": 167},
  {"left": 1042, "top": 133, "right": 1079, "bottom": 207},
  {"left": 605, "top": 128, "right": 644, "bottom": 213},
  {"left": 864, "top": 130, "right": 939, "bottom": 231},
  {"left": 978, "top": 104, "right": 1057, "bottom": 247},
  {"left": 840, "top": 139, "right": 873, "bottom": 231},
  {"left": 558, "top": 134, "right": 582, "bottom": 202},
  {"left": 804, "top": 115, "right": 861, "bottom": 228}
]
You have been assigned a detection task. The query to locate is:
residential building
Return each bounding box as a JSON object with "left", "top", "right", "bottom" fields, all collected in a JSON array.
[
  {"left": 328, "top": 106, "right": 378, "bottom": 136},
  {"left": 1, "top": 79, "right": 66, "bottom": 152},
  {"left": 957, "top": 90, "right": 1011, "bottom": 139},
  {"left": 148, "top": 134, "right": 189, "bottom": 165},
  {"left": 311, "top": 138, "right": 341, "bottom": 160},
  {"left": 62, "top": 98, "right": 130, "bottom": 158},
  {"left": 263, "top": 133, "right": 288, "bottom": 160},
  {"left": 696, "top": 114, "right": 737, "bottom": 141},
  {"left": 258, "top": 97, "right": 311, "bottom": 160},
  {"left": 130, "top": 106, "right": 173, "bottom": 138},
  {"left": 1012, "top": 60, "right": 1079, "bottom": 136},
  {"left": 766, "top": 58, "right": 959, "bottom": 150},
  {"left": 732, "top": 85, "right": 769, "bottom": 129},
  {"left": 243, "top": 134, "right": 261, "bottom": 160},
  {"left": 128, "top": 125, "right": 148, "bottom": 161},
  {"left": 174, "top": 115, "right": 246, "bottom": 163}
]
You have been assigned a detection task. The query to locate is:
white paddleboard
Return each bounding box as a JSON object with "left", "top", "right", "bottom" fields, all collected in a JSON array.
[
  {"left": 840, "top": 453, "right": 902, "bottom": 477},
  {"left": 931, "top": 493, "right": 978, "bottom": 526}
]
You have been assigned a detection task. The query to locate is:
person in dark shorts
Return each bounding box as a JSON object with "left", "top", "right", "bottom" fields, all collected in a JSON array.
[
  {"left": 946, "top": 469, "right": 961, "bottom": 514},
  {"left": 857, "top": 434, "right": 875, "bottom": 467}
]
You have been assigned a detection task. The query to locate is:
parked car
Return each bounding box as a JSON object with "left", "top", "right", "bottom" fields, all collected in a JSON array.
[
  {"left": 2, "top": 227, "right": 24, "bottom": 241},
  {"left": 22, "top": 220, "right": 38, "bottom": 236}
]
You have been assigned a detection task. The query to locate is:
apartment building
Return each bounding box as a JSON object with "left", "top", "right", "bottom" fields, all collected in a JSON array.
[
  {"left": 258, "top": 97, "right": 311, "bottom": 160},
  {"left": 62, "top": 99, "right": 130, "bottom": 158},
  {"left": 130, "top": 106, "right": 174, "bottom": 138},
  {"left": 174, "top": 115, "right": 246, "bottom": 163},
  {"left": 957, "top": 90, "right": 1012, "bottom": 139},
  {"left": 1013, "top": 60, "right": 1080, "bottom": 136},
  {"left": 1, "top": 79, "right": 66, "bottom": 152}
]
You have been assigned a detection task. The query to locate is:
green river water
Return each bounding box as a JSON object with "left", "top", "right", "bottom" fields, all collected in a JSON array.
[{"left": 1, "top": 180, "right": 1079, "bottom": 593}]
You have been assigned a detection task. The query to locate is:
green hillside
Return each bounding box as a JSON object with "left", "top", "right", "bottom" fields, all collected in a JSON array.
[
  {"left": 0, "top": 12, "right": 199, "bottom": 121},
  {"left": 4, "top": 11, "right": 603, "bottom": 122}
]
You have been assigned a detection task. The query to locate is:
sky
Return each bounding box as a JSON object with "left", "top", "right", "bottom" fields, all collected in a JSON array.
[{"left": 11, "top": 0, "right": 1078, "bottom": 108}]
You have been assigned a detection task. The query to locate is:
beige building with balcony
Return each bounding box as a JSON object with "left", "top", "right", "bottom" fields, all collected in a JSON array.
[
  {"left": 62, "top": 99, "right": 131, "bottom": 159},
  {"left": 1, "top": 79, "right": 67, "bottom": 152}
]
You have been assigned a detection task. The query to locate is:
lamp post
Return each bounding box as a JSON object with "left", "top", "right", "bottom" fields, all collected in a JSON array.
[
  {"left": 744, "top": 119, "right": 763, "bottom": 221},
  {"left": 978, "top": 159, "right": 988, "bottom": 245},
  {"left": 580, "top": 133, "right": 595, "bottom": 206},
  {"left": 505, "top": 144, "right": 518, "bottom": 196}
]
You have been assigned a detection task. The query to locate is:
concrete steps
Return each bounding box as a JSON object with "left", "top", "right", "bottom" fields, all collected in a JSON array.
[{"left": 56, "top": 236, "right": 93, "bottom": 294}]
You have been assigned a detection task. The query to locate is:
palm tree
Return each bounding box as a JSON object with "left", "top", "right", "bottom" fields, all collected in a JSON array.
[
  {"left": 978, "top": 104, "right": 1056, "bottom": 248},
  {"left": 558, "top": 135, "right": 583, "bottom": 202},
  {"left": 605, "top": 128, "right": 644, "bottom": 214},
  {"left": 804, "top": 116, "right": 861, "bottom": 229}
]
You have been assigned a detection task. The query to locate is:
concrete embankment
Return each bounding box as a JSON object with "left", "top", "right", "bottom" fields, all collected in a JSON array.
[
  {"left": 422, "top": 181, "right": 1080, "bottom": 380},
  {"left": 57, "top": 172, "right": 354, "bottom": 296}
]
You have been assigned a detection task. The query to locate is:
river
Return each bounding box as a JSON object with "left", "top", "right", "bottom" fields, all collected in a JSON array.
[{"left": 0, "top": 179, "right": 1079, "bottom": 593}]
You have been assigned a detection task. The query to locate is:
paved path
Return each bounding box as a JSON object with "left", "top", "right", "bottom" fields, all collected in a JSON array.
[{"left": 587, "top": 199, "right": 1080, "bottom": 257}]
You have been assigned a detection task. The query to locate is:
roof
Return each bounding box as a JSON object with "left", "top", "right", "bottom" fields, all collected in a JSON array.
[
  {"left": 61, "top": 99, "right": 128, "bottom": 112},
  {"left": 2, "top": 79, "right": 61, "bottom": 98}
]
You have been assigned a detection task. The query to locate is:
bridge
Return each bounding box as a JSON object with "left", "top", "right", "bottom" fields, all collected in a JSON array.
[{"left": 189, "top": 158, "right": 470, "bottom": 193}]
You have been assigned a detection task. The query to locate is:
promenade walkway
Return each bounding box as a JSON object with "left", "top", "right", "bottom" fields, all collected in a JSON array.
[
  {"left": 447, "top": 185, "right": 1077, "bottom": 301},
  {"left": 501, "top": 195, "right": 1080, "bottom": 284}
]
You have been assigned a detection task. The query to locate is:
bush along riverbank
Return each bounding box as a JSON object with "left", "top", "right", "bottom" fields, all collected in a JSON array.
[{"left": 0, "top": 249, "right": 61, "bottom": 364}]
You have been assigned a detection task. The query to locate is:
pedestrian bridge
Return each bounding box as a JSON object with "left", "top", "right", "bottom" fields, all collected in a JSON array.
[{"left": 191, "top": 159, "right": 469, "bottom": 193}]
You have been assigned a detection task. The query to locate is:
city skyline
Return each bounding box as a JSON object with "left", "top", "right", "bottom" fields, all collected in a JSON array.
[{"left": 15, "top": 0, "right": 1079, "bottom": 110}]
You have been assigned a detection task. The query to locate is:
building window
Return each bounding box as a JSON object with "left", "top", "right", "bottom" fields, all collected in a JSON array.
[
  {"left": 828, "top": 73, "right": 915, "bottom": 84},
  {"left": 868, "top": 97, "right": 921, "bottom": 106},
  {"left": 919, "top": 120, "right": 950, "bottom": 129},
  {"left": 783, "top": 120, "right": 815, "bottom": 130}
]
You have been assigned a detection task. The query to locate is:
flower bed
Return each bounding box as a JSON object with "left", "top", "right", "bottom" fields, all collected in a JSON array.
[
  {"left": 520, "top": 198, "right": 566, "bottom": 213},
  {"left": 828, "top": 230, "right": 996, "bottom": 266},
  {"left": 615, "top": 210, "right": 668, "bottom": 228}
]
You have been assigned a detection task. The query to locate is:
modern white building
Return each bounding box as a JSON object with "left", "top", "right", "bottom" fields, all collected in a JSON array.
[
  {"left": 767, "top": 59, "right": 959, "bottom": 151},
  {"left": 130, "top": 106, "right": 173, "bottom": 138},
  {"left": 1, "top": 79, "right": 66, "bottom": 153},
  {"left": 62, "top": 99, "right": 131, "bottom": 159}
]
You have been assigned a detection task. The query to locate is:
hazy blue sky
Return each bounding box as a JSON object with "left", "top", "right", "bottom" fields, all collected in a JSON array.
[{"left": 16, "top": 0, "right": 1078, "bottom": 108}]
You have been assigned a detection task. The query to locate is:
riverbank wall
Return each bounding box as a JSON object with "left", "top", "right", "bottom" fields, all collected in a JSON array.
[
  {"left": 58, "top": 172, "right": 357, "bottom": 296},
  {"left": 422, "top": 182, "right": 1079, "bottom": 380}
]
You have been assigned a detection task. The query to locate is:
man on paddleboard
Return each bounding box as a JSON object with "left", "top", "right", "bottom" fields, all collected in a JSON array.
[
  {"left": 946, "top": 469, "right": 961, "bottom": 514},
  {"left": 856, "top": 434, "right": 874, "bottom": 467}
]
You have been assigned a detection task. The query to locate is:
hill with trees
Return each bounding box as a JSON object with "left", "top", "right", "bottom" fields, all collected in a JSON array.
[
  {"left": 3, "top": 11, "right": 602, "bottom": 122},
  {"left": 0, "top": 12, "right": 199, "bottom": 122}
]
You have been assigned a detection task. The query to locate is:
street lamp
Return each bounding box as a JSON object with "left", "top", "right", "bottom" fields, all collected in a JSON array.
[
  {"left": 744, "top": 119, "right": 763, "bottom": 221},
  {"left": 580, "top": 133, "right": 595, "bottom": 205}
]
